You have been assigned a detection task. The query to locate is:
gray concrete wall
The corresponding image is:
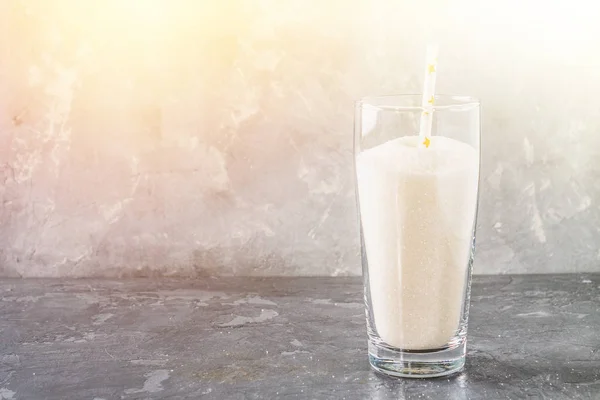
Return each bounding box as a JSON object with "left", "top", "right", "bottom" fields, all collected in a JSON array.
[{"left": 1, "top": 0, "right": 599, "bottom": 277}]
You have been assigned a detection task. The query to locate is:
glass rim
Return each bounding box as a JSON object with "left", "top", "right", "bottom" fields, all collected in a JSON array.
[{"left": 357, "top": 94, "right": 480, "bottom": 112}]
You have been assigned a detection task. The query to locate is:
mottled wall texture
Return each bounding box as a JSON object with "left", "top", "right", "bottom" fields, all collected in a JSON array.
[{"left": 1, "top": 0, "right": 599, "bottom": 277}]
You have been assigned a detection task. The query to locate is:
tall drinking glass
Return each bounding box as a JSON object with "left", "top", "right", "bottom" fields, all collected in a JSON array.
[{"left": 354, "top": 95, "right": 480, "bottom": 378}]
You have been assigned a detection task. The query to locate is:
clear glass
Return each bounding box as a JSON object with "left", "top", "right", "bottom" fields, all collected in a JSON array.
[{"left": 354, "top": 94, "right": 480, "bottom": 378}]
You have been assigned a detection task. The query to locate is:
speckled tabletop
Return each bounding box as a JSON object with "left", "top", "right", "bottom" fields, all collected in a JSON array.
[{"left": 0, "top": 275, "right": 598, "bottom": 399}]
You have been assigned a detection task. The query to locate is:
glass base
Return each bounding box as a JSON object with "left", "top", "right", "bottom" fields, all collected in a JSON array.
[{"left": 368, "top": 340, "right": 466, "bottom": 378}]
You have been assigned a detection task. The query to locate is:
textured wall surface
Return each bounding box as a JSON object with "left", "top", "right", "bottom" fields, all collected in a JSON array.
[{"left": 1, "top": 0, "right": 599, "bottom": 277}]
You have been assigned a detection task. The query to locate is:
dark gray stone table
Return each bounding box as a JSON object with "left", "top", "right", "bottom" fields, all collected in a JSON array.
[{"left": 0, "top": 275, "right": 598, "bottom": 399}]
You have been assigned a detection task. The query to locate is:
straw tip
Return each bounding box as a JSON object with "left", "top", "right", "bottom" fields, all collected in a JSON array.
[{"left": 426, "top": 43, "right": 440, "bottom": 54}]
